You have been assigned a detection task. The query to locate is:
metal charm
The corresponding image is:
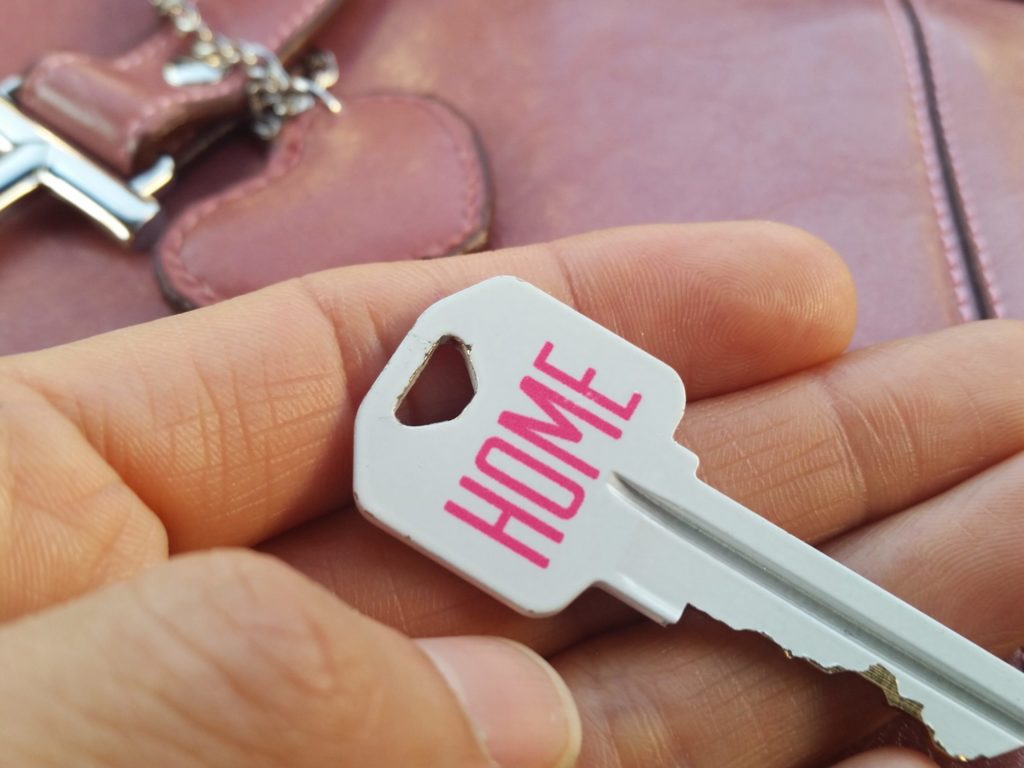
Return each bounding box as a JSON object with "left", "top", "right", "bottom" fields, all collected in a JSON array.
[
  {"left": 154, "top": 0, "right": 343, "bottom": 140},
  {"left": 0, "top": 1, "right": 342, "bottom": 240},
  {"left": 0, "top": 78, "right": 173, "bottom": 243}
]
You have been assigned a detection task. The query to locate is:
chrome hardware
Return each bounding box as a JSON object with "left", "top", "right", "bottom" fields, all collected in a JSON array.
[
  {"left": 163, "top": 58, "right": 226, "bottom": 87},
  {"left": 153, "top": 0, "right": 343, "bottom": 139},
  {"left": 0, "top": 77, "right": 173, "bottom": 243}
]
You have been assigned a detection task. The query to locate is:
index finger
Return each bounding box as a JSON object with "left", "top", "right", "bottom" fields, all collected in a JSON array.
[{"left": 2, "top": 223, "right": 855, "bottom": 555}]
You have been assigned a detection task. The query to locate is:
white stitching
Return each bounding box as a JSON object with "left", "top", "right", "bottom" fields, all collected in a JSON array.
[{"left": 158, "top": 110, "right": 316, "bottom": 305}]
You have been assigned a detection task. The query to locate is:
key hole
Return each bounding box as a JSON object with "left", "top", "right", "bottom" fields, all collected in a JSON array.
[{"left": 395, "top": 336, "right": 476, "bottom": 426}]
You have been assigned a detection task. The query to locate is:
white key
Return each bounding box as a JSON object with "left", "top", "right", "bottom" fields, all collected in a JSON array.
[{"left": 353, "top": 276, "right": 1024, "bottom": 760}]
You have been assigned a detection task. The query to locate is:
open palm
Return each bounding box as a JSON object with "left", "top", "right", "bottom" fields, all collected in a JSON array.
[{"left": 1, "top": 224, "right": 1021, "bottom": 768}]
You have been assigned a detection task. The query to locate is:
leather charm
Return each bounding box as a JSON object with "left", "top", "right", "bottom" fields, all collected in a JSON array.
[
  {"left": 16, "top": 0, "right": 343, "bottom": 175},
  {"left": 155, "top": 93, "right": 490, "bottom": 309}
]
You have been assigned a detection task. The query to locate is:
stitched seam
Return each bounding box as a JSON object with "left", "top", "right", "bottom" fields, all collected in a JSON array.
[
  {"left": 370, "top": 95, "right": 484, "bottom": 258},
  {"left": 159, "top": 95, "right": 486, "bottom": 305},
  {"left": 159, "top": 110, "right": 317, "bottom": 305},
  {"left": 882, "top": 0, "right": 974, "bottom": 322},
  {"left": 910, "top": 0, "right": 1006, "bottom": 317}
]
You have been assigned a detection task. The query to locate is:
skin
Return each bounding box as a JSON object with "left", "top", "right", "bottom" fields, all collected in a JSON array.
[{"left": 0, "top": 223, "right": 1020, "bottom": 767}]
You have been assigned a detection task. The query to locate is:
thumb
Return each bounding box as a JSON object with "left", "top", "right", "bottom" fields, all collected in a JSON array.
[{"left": 0, "top": 550, "right": 580, "bottom": 768}]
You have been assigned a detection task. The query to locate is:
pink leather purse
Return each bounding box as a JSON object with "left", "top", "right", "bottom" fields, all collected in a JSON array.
[
  {"left": 1, "top": 0, "right": 1022, "bottom": 357},
  {"left": 0, "top": 2, "right": 1021, "bottom": 762}
]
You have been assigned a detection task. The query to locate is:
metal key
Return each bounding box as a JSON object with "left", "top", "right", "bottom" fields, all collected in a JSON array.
[{"left": 353, "top": 276, "right": 1024, "bottom": 760}]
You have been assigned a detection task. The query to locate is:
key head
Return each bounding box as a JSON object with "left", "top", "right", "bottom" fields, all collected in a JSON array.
[{"left": 354, "top": 277, "right": 696, "bottom": 618}]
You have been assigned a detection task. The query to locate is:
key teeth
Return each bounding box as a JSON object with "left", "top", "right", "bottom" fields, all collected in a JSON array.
[
  {"left": 800, "top": 653, "right": 967, "bottom": 761},
  {"left": 727, "top": 624, "right": 972, "bottom": 761},
  {"left": 857, "top": 664, "right": 968, "bottom": 762},
  {"left": 861, "top": 663, "right": 926, "bottom": 720}
]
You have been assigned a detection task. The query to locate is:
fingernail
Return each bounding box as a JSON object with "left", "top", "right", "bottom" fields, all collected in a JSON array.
[{"left": 417, "top": 636, "right": 581, "bottom": 768}]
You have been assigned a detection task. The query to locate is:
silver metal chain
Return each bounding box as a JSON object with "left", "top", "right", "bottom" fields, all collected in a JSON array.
[{"left": 151, "top": 0, "right": 342, "bottom": 139}]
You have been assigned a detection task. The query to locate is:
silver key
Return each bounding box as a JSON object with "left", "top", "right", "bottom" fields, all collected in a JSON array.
[{"left": 353, "top": 276, "right": 1024, "bottom": 760}]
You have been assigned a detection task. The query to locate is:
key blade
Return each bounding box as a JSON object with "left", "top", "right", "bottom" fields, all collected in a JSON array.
[
  {"left": 354, "top": 276, "right": 1023, "bottom": 761},
  {"left": 612, "top": 445, "right": 1024, "bottom": 760}
]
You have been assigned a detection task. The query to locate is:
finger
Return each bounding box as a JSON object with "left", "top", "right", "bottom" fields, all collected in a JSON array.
[
  {"left": 261, "top": 508, "right": 640, "bottom": 649},
  {"left": 0, "top": 378, "right": 167, "bottom": 620},
  {"left": 684, "top": 318, "right": 1024, "bottom": 542},
  {"left": 552, "top": 452, "right": 1024, "bottom": 768},
  {"left": 831, "top": 749, "right": 937, "bottom": 768},
  {"left": 261, "top": 320, "right": 1024, "bottom": 650},
  {"left": 0, "top": 223, "right": 853, "bottom": 562},
  {"left": 0, "top": 550, "right": 580, "bottom": 768},
  {"left": 827, "top": 451, "right": 1024, "bottom": 658}
]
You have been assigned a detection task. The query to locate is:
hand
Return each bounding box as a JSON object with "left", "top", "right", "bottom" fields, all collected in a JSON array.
[{"left": 0, "top": 224, "right": 1020, "bottom": 767}]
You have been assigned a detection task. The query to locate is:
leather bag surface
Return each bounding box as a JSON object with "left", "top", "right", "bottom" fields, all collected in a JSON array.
[{"left": 1, "top": 0, "right": 1022, "bottom": 356}]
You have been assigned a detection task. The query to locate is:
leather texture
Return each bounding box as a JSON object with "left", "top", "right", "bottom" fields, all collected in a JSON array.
[
  {"left": 4, "top": 0, "right": 1019, "bottom": 358},
  {"left": 320, "top": 0, "right": 1024, "bottom": 347},
  {"left": 157, "top": 94, "right": 489, "bottom": 308},
  {"left": 0, "top": 0, "right": 1021, "bottom": 357},
  {"left": 17, "top": 0, "right": 343, "bottom": 175},
  {"left": 916, "top": 0, "right": 1024, "bottom": 320}
]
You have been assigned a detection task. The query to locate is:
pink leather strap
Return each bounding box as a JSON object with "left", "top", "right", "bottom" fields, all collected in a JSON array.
[{"left": 16, "top": 0, "right": 343, "bottom": 175}]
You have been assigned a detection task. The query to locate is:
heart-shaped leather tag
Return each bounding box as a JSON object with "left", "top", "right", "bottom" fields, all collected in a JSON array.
[{"left": 156, "top": 94, "right": 490, "bottom": 308}]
